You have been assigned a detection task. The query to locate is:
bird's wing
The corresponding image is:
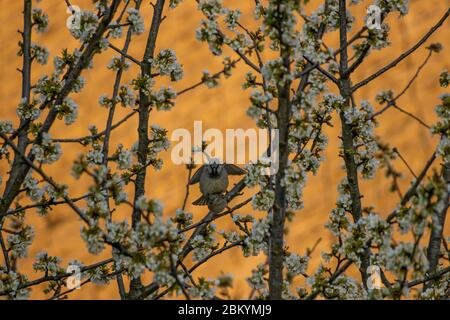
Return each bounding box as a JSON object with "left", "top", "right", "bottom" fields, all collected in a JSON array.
[
  {"left": 224, "top": 164, "right": 246, "bottom": 175},
  {"left": 189, "top": 166, "right": 204, "bottom": 185},
  {"left": 192, "top": 195, "right": 208, "bottom": 206}
]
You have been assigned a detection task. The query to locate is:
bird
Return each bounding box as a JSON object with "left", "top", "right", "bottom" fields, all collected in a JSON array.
[
  {"left": 189, "top": 158, "right": 246, "bottom": 211},
  {"left": 205, "top": 193, "right": 228, "bottom": 213}
]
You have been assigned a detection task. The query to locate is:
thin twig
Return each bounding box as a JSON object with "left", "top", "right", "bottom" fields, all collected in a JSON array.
[
  {"left": 52, "top": 110, "right": 137, "bottom": 143},
  {"left": 387, "top": 151, "right": 437, "bottom": 222},
  {"left": 394, "top": 147, "right": 418, "bottom": 179},
  {"left": 371, "top": 50, "right": 433, "bottom": 119},
  {"left": 352, "top": 9, "right": 450, "bottom": 92},
  {"left": 0, "top": 258, "right": 114, "bottom": 296}
]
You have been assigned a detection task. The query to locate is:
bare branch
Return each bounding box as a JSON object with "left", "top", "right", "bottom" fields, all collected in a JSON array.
[{"left": 109, "top": 43, "right": 143, "bottom": 67}]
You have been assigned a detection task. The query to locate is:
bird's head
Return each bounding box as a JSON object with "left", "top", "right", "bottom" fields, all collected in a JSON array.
[{"left": 206, "top": 158, "right": 223, "bottom": 177}]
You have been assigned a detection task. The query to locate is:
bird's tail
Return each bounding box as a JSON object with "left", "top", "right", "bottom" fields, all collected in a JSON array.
[{"left": 192, "top": 195, "right": 208, "bottom": 206}]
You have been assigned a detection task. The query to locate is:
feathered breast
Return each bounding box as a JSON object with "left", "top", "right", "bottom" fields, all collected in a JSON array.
[{"left": 199, "top": 171, "right": 229, "bottom": 194}]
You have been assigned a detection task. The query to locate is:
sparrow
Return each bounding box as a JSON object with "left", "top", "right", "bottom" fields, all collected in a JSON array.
[{"left": 189, "top": 158, "right": 246, "bottom": 210}]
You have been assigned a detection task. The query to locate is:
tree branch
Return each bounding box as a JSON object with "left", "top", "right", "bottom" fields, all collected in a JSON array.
[
  {"left": 129, "top": 0, "right": 166, "bottom": 299},
  {"left": 337, "top": 0, "right": 369, "bottom": 287}
]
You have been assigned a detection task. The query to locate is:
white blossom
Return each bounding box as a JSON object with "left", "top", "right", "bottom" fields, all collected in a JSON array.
[
  {"left": 126, "top": 8, "right": 145, "bottom": 35},
  {"left": 31, "top": 133, "right": 62, "bottom": 164}
]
